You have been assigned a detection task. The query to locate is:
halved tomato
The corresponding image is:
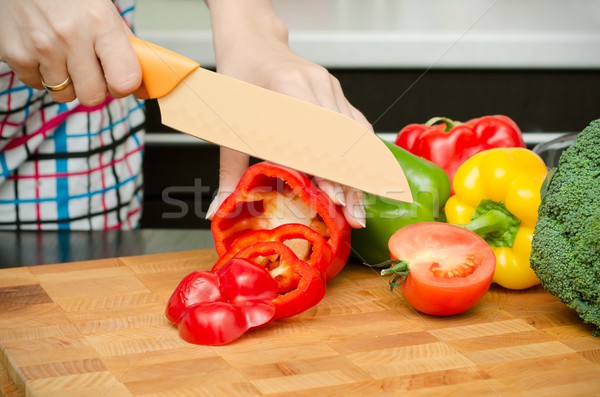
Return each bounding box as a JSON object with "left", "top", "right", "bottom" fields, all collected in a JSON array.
[{"left": 386, "top": 222, "right": 496, "bottom": 316}]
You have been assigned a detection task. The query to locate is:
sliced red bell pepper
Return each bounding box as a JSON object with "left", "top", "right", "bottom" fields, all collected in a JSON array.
[
  {"left": 214, "top": 223, "right": 332, "bottom": 275},
  {"left": 211, "top": 161, "right": 351, "bottom": 280},
  {"left": 213, "top": 241, "right": 326, "bottom": 320},
  {"left": 165, "top": 270, "right": 222, "bottom": 324},
  {"left": 394, "top": 115, "right": 526, "bottom": 186},
  {"left": 165, "top": 258, "right": 278, "bottom": 345},
  {"left": 177, "top": 302, "right": 249, "bottom": 346}
]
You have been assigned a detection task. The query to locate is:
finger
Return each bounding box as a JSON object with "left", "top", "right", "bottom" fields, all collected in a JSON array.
[
  {"left": 95, "top": 24, "right": 142, "bottom": 98},
  {"left": 30, "top": 24, "right": 76, "bottom": 101},
  {"left": 39, "top": 60, "right": 76, "bottom": 103},
  {"left": 273, "top": 79, "right": 319, "bottom": 105},
  {"left": 347, "top": 101, "right": 373, "bottom": 131},
  {"left": 206, "top": 148, "right": 250, "bottom": 219},
  {"left": 65, "top": 44, "right": 107, "bottom": 106},
  {"left": 309, "top": 73, "right": 340, "bottom": 112},
  {"left": 4, "top": 47, "right": 44, "bottom": 90},
  {"left": 67, "top": 12, "right": 136, "bottom": 104},
  {"left": 0, "top": 0, "right": 43, "bottom": 89},
  {"left": 341, "top": 187, "right": 366, "bottom": 229},
  {"left": 329, "top": 75, "right": 353, "bottom": 116},
  {"left": 24, "top": 3, "right": 77, "bottom": 102},
  {"left": 219, "top": 147, "right": 250, "bottom": 195},
  {"left": 314, "top": 177, "right": 346, "bottom": 206}
]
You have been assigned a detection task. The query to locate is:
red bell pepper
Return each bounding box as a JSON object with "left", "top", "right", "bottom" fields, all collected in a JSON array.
[
  {"left": 211, "top": 161, "right": 351, "bottom": 280},
  {"left": 394, "top": 115, "right": 526, "bottom": 186},
  {"left": 214, "top": 223, "right": 332, "bottom": 275},
  {"left": 166, "top": 258, "right": 278, "bottom": 345},
  {"left": 213, "top": 241, "right": 326, "bottom": 320}
]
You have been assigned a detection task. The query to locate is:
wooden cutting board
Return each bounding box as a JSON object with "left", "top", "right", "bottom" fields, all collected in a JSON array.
[{"left": 1, "top": 249, "right": 600, "bottom": 397}]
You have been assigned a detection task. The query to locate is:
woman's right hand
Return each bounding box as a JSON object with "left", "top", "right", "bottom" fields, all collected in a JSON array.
[{"left": 0, "top": 0, "right": 141, "bottom": 106}]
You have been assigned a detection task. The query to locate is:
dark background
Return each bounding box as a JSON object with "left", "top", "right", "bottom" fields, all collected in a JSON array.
[{"left": 140, "top": 68, "right": 600, "bottom": 229}]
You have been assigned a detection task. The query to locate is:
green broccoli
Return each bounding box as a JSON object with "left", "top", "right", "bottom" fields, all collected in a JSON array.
[{"left": 530, "top": 119, "right": 600, "bottom": 335}]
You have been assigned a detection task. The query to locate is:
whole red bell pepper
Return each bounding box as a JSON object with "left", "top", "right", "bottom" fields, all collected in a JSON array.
[
  {"left": 213, "top": 241, "right": 326, "bottom": 320},
  {"left": 394, "top": 115, "right": 526, "bottom": 186},
  {"left": 215, "top": 223, "right": 332, "bottom": 275},
  {"left": 211, "top": 161, "right": 351, "bottom": 280},
  {"left": 166, "top": 258, "right": 279, "bottom": 345}
]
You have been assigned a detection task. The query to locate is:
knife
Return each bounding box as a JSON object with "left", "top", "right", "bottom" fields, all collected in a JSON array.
[{"left": 129, "top": 36, "right": 412, "bottom": 203}]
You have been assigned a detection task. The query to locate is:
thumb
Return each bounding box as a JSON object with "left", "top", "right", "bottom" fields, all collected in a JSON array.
[{"left": 206, "top": 148, "right": 250, "bottom": 219}]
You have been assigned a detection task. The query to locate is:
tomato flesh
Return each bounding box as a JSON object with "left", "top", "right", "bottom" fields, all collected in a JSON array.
[{"left": 388, "top": 222, "right": 495, "bottom": 316}]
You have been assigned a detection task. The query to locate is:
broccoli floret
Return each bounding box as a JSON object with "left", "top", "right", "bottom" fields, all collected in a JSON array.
[{"left": 530, "top": 119, "right": 600, "bottom": 336}]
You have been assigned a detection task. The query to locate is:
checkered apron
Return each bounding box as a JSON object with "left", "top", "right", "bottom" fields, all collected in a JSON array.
[{"left": 0, "top": 0, "right": 145, "bottom": 230}]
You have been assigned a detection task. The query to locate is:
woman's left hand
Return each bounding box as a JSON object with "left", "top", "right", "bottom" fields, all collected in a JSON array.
[{"left": 204, "top": 0, "right": 368, "bottom": 229}]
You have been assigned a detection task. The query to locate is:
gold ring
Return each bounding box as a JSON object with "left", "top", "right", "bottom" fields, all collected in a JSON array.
[{"left": 41, "top": 75, "right": 72, "bottom": 92}]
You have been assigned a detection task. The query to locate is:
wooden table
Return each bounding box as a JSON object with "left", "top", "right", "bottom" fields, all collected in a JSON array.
[{"left": 1, "top": 249, "right": 599, "bottom": 396}]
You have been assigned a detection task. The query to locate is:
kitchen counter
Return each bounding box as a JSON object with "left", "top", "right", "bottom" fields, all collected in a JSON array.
[
  {"left": 0, "top": 230, "right": 214, "bottom": 269},
  {"left": 135, "top": 0, "right": 600, "bottom": 69},
  {"left": 1, "top": 249, "right": 600, "bottom": 396}
]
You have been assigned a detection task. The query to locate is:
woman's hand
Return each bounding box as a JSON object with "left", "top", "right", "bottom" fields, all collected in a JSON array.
[
  {"left": 204, "top": 0, "right": 368, "bottom": 228},
  {"left": 0, "top": 0, "right": 141, "bottom": 106}
]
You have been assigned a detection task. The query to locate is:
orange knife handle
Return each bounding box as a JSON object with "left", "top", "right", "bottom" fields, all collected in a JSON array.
[{"left": 129, "top": 36, "right": 199, "bottom": 99}]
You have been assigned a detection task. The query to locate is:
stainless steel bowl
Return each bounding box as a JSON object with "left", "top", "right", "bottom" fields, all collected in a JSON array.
[{"left": 533, "top": 132, "right": 578, "bottom": 168}]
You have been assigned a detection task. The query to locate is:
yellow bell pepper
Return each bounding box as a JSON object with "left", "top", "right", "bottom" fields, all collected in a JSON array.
[{"left": 445, "top": 148, "right": 548, "bottom": 290}]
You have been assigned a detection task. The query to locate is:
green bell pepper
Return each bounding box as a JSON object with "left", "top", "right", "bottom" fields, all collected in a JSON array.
[{"left": 351, "top": 140, "right": 451, "bottom": 264}]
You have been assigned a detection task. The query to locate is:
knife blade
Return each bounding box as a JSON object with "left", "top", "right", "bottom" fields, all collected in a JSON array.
[{"left": 129, "top": 37, "right": 412, "bottom": 203}]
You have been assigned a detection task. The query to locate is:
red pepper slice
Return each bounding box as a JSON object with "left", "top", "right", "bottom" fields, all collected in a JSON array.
[
  {"left": 211, "top": 161, "right": 351, "bottom": 280},
  {"left": 166, "top": 258, "right": 278, "bottom": 345},
  {"left": 214, "top": 223, "right": 332, "bottom": 275},
  {"left": 395, "top": 115, "right": 526, "bottom": 187},
  {"left": 177, "top": 302, "right": 248, "bottom": 346},
  {"left": 214, "top": 241, "right": 326, "bottom": 320},
  {"left": 165, "top": 270, "right": 222, "bottom": 324}
]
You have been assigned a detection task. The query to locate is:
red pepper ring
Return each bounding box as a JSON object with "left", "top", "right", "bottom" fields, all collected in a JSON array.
[
  {"left": 216, "top": 241, "right": 327, "bottom": 320},
  {"left": 211, "top": 162, "right": 351, "bottom": 281},
  {"left": 213, "top": 223, "right": 332, "bottom": 275}
]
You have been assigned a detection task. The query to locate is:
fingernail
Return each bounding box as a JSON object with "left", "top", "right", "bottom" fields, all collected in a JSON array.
[
  {"left": 335, "top": 184, "right": 346, "bottom": 206},
  {"left": 353, "top": 203, "right": 366, "bottom": 228},
  {"left": 320, "top": 181, "right": 345, "bottom": 206},
  {"left": 205, "top": 199, "right": 219, "bottom": 220}
]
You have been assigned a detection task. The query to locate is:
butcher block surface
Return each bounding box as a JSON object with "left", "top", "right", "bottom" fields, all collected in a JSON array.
[{"left": 1, "top": 249, "right": 600, "bottom": 397}]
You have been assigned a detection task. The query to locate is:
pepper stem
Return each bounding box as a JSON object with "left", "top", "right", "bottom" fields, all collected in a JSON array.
[
  {"left": 465, "top": 209, "right": 513, "bottom": 235},
  {"left": 462, "top": 199, "right": 521, "bottom": 247},
  {"left": 364, "top": 258, "right": 410, "bottom": 292},
  {"left": 424, "top": 116, "right": 461, "bottom": 132}
]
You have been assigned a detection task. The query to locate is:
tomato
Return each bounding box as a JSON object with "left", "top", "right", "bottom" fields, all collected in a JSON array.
[{"left": 387, "top": 222, "right": 496, "bottom": 316}]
